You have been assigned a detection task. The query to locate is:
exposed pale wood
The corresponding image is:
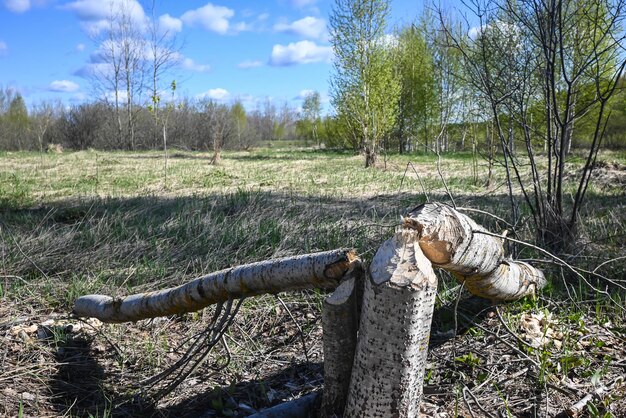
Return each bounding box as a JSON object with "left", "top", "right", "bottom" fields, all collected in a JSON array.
[
  {"left": 404, "top": 203, "right": 546, "bottom": 301},
  {"left": 73, "top": 249, "right": 359, "bottom": 323},
  {"left": 344, "top": 230, "right": 438, "bottom": 417}
]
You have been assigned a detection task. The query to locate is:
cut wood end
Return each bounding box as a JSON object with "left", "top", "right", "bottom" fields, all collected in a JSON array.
[
  {"left": 456, "top": 261, "right": 547, "bottom": 301},
  {"left": 325, "top": 277, "right": 355, "bottom": 305},
  {"left": 323, "top": 249, "right": 360, "bottom": 281},
  {"left": 371, "top": 230, "right": 438, "bottom": 288},
  {"left": 417, "top": 237, "right": 452, "bottom": 265},
  {"left": 401, "top": 215, "right": 423, "bottom": 234},
  {"left": 73, "top": 294, "right": 118, "bottom": 320}
]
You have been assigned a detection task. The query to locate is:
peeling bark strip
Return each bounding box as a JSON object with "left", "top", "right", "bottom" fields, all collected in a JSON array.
[
  {"left": 404, "top": 203, "right": 546, "bottom": 300},
  {"left": 320, "top": 264, "right": 363, "bottom": 418},
  {"left": 344, "top": 231, "right": 437, "bottom": 417},
  {"left": 73, "top": 249, "right": 359, "bottom": 323}
]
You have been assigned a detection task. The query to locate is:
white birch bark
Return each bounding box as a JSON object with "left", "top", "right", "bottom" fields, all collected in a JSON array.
[
  {"left": 73, "top": 249, "right": 359, "bottom": 323},
  {"left": 320, "top": 266, "right": 362, "bottom": 417},
  {"left": 344, "top": 230, "right": 437, "bottom": 417},
  {"left": 404, "top": 203, "right": 546, "bottom": 301}
]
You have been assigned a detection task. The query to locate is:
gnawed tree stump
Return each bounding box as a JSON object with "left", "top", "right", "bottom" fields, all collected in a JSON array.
[
  {"left": 319, "top": 264, "right": 364, "bottom": 418},
  {"left": 343, "top": 230, "right": 438, "bottom": 417},
  {"left": 73, "top": 249, "right": 359, "bottom": 322},
  {"left": 71, "top": 202, "right": 547, "bottom": 417}
]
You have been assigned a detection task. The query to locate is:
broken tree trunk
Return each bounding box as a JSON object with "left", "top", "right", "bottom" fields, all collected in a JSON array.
[
  {"left": 404, "top": 203, "right": 546, "bottom": 300},
  {"left": 343, "top": 230, "right": 438, "bottom": 417},
  {"left": 70, "top": 201, "right": 547, "bottom": 417},
  {"left": 319, "top": 264, "right": 363, "bottom": 418},
  {"left": 73, "top": 249, "right": 359, "bottom": 323}
]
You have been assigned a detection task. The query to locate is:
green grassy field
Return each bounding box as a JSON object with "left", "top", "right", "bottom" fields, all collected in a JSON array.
[{"left": 1, "top": 147, "right": 625, "bottom": 417}]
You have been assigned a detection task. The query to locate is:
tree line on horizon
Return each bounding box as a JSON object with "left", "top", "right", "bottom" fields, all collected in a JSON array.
[{"left": 0, "top": 0, "right": 625, "bottom": 161}]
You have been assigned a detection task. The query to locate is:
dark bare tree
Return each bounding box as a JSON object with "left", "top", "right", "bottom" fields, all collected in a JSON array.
[{"left": 440, "top": 0, "right": 626, "bottom": 250}]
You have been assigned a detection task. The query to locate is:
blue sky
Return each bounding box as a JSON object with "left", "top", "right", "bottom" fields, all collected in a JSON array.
[{"left": 0, "top": 0, "right": 438, "bottom": 113}]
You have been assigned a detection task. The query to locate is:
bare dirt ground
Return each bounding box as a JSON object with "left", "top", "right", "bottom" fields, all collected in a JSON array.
[{"left": 2, "top": 291, "right": 625, "bottom": 417}]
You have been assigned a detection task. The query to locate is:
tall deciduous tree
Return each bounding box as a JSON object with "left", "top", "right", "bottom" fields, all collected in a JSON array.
[
  {"left": 200, "top": 99, "right": 232, "bottom": 164},
  {"left": 301, "top": 91, "right": 322, "bottom": 146},
  {"left": 329, "top": 0, "right": 400, "bottom": 167},
  {"left": 32, "top": 101, "right": 61, "bottom": 154},
  {"left": 230, "top": 100, "right": 248, "bottom": 149},
  {"left": 6, "top": 93, "right": 29, "bottom": 150},
  {"left": 147, "top": 0, "right": 181, "bottom": 148},
  {"left": 394, "top": 24, "right": 436, "bottom": 153}
]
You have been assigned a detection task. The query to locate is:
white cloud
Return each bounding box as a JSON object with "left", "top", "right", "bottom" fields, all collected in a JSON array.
[
  {"left": 269, "top": 40, "right": 332, "bottom": 66},
  {"left": 232, "top": 21, "right": 251, "bottom": 32},
  {"left": 74, "top": 61, "right": 112, "bottom": 78},
  {"left": 49, "top": 80, "right": 80, "bottom": 92},
  {"left": 181, "top": 57, "right": 211, "bottom": 72},
  {"left": 70, "top": 92, "right": 87, "bottom": 103},
  {"left": 63, "top": 0, "right": 143, "bottom": 21},
  {"left": 197, "top": 88, "right": 230, "bottom": 101},
  {"left": 181, "top": 3, "right": 234, "bottom": 34},
  {"left": 274, "top": 16, "right": 327, "bottom": 40},
  {"left": 104, "top": 89, "right": 128, "bottom": 103},
  {"left": 4, "top": 0, "right": 30, "bottom": 13},
  {"left": 0, "top": 40, "right": 7, "bottom": 56},
  {"left": 468, "top": 25, "right": 484, "bottom": 39},
  {"left": 378, "top": 33, "right": 398, "bottom": 49},
  {"left": 295, "top": 89, "right": 315, "bottom": 100},
  {"left": 63, "top": 0, "right": 147, "bottom": 35},
  {"left": 76, "top": 43, "right": 85, "bottom": 52},
  {"left": 159, "top": 13, "right": 182, "bottom": 33},
  {"left": 237, "top": 60, "right": 263, "bottom": 69},
  {"left": 468, "top": 21, "right": 520, "bottom": 40}
]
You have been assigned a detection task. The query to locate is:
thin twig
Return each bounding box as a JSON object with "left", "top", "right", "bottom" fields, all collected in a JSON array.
[
  {"left": 456, "top": 207, "right": 514, "bottom": 229},
  {"left": 495, "top": 306, "right": 535, "bottom": 350},
  {"left": 464, "top": 385, "right": 497, "bottom": 418},
  {"left": 0, "top": 223, "right": 49, "bottom": 280},
  {"left": 458, "top": 311, "right": 539, "bottom": 368},
  {"left": 399, "top": 161, "right": 430, "bottom": 202},
  {"left": 276, "top": 295, "right": 309, "bottom": 362},
  {"left": 75, "top": 317, "right": 125, "bottom": 360}
]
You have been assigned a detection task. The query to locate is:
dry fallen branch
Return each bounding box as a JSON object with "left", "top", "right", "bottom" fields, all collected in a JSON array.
[
  {"left": 564, "top": 385, "right": 608, "bottom": 417},
  {"left": 73, "top": 249, "right": 359, "bottom": 322}
]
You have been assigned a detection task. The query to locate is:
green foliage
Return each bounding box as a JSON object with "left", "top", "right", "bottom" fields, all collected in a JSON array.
[
  {"left": 299, "top": 91, "right": 322, "bottom": 145},
  {"left": 393, "top": 23, "right": 437, "bottom": 152},
  {"left": 7, "top": 94, "right": 28, "bottom": 126},
  {"left": 329, "top": 0, "right": 400, "bottom": 166}
]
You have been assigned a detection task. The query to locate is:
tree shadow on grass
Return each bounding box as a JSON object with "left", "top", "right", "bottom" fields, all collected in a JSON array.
[
  {"left": 144, "top": 361, "right": 323, "bottom": 418},
  {"left": 46, "top": 327, "right": 109, "bottom": 417}
]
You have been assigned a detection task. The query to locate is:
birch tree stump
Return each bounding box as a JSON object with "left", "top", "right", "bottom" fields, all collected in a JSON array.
[
  {"left": 343, "top": 230, "right": 437, "bottom": 417},
  {"left": 320, "top": 264, "right": 363, "bottom": 418}
]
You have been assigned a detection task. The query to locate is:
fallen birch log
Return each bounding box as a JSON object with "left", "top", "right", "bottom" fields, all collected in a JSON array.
[
  {"left": 73, "top": 249, "right": 359, "bottom": 323},
  {"left": 248, "top": 391, "right": 319, "bottom": 418},
  {"left": 404, "top": 203, "right": 546, "bottom": 300}
]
